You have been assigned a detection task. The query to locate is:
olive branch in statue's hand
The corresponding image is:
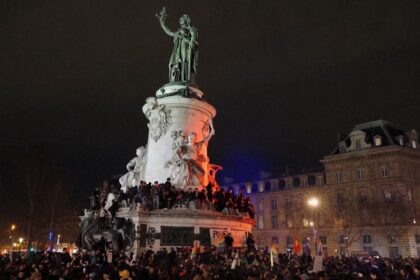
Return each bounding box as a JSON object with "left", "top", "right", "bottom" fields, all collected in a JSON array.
[{"left": 156, "top": 7, "right": 167, "bottom": 20}]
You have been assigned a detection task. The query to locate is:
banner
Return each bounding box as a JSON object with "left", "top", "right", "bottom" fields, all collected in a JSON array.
[{"left": 209, "top": 229, "right": 246, "bottom": 247}]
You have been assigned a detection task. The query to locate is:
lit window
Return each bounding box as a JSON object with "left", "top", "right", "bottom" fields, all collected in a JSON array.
[
  {"left": 271, "top": 216, "right": 278, "bottom": 229},
  {"left": 336, "top": 172, "right": 342, "bottom": 183},
  {"left": 259, "top": 183, "right": 264, "bottom": 192},
  {"left": 398, "top": 135, "right": 404, "bottom": 146},
  {"left": 318, "top": 176, "right": 324, "bottom": 186},
  {"left": 357, "top": 169, "right": 364, "bottom": 180},
  {"left": 356, "top": 140, "right": 362, "bottom": 149},
  {"left": 412, "top": 140, "right": 417, "bottom": 149},
  {"left": 374, "top": 136, "right": 382, "bottom": 146},
  {"left": 271, "top": 200, "right": 277, "bottom": 210},
  {"left": 381, "top": 166, "right": 388, "bottom": 177},
  {"left": 258, "top": 215, "right": 264, "bottom": 229},
  {"left": 246, "top": 184, "right": 252, "bottom": 194},
  {"left": 303, "top": 218, "right": 309, "bottom": 227}
]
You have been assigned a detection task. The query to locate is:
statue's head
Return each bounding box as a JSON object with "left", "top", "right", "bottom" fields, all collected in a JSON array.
[
  {"left": 188, "top": 132, "right": 197, "bottom": 143},
  {"left": 179, "top": 14, "right": 191, "bottom": 28},
  {"left": 136, "top": 146, "right": 146, "bottom": 157}
]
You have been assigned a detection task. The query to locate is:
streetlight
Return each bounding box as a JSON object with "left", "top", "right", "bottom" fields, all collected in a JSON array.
[
  {"left": 307, "top": 197, "right": 319, "bottom": 207},
  {"left": 307, "top": 197, "right": 320, "bottom": 255},
  {"left": 56, "top": 234, "right": 61, "bottom": 251},
  {"left": 18, "top": 238, "right": 23, "bottom": 255},
  {"left": 9, "top": 224, "right": 16, "bottom": 250}
]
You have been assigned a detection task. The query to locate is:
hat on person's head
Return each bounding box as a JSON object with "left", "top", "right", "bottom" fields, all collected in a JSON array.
[
  {"left": 119, "top": 269, "right": 129, "bottom": 280},
  {"left": 30, "top": 271, "right": 42, "bottom": 280}
]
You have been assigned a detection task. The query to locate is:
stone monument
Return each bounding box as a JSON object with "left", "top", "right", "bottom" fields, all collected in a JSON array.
[{"left": 79, "top": 8, "right": 254, "bottom": 253}]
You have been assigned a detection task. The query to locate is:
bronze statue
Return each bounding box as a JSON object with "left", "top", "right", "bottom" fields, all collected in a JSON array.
[
  {"left": 156, "top": 7, "right": 198, "bottom": 84},
  {"left": 77, "top": 211, "right": 135, "bottom": 252}
]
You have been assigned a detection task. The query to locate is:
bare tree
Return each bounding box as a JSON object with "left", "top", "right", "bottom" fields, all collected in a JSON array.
[
  {"left": 13, "top": 146, "right": 73, "bottom": 250},
  {"left": 332, "top": 202, "right": 365, "bottom": 256},
  {"left": 372, "top": 190, "right": 412, "bottom": 244}
]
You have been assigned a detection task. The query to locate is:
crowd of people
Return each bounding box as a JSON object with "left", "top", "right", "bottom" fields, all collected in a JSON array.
[
  {"left": 1, "top": 246, "right": 420, "bottom": 280},
  {"left": 87, "top": 179, "right": 255, "bottom": 226}
]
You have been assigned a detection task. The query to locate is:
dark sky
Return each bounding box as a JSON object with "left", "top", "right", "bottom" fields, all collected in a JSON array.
[{"left": 1, "top": 1, "right": 420, "bottom": 213}]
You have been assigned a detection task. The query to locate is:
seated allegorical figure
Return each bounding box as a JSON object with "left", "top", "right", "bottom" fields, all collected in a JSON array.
[{"left": 119, "top": 146, "right": 147, "bottom": 193}]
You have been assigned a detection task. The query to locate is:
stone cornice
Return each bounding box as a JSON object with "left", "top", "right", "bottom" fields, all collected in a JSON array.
[
  {"left": 116, "top": 208, "right": 255, "bottom": 225},
  {"left": 321, "top": 146, "right": 420, "bottom": 164},
  {"left": 159, "top": 96, "right": 217, "bottom": 118}
]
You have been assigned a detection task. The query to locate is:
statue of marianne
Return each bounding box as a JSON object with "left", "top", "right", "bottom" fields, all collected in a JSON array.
[{"left": 156, "top": 7, "right": 198, "bottom": 84}]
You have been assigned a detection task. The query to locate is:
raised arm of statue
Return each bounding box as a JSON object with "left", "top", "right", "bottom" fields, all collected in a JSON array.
[{"left": 156, "top": 7, "right": 175, "bottom": 37}]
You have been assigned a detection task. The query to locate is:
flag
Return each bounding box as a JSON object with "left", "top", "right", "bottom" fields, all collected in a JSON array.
[
  {"left": 270, "top": 245, "right": 278, "bottom": 267},
  {"left": 190, "top": 241, "right": 199, "bottom": 257},
  {"left": 313, "top": 226, "right": 318, "bottom": 242},
  {"left": 293, "top": 238, "right": 301, "bottom": 255},
  {"left": 317, "top": 238, "right": 323, "bottom": 256}
]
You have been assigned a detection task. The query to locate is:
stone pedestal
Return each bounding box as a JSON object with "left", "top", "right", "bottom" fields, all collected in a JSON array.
[
  {"left": 142, "top": 89, "right": 216, "bottom": 189},
  {"left": 112, "top": 85, "right": 255, "bottom": 253},
  {"left": 117, "top": 208, "right": 254, "bottom": 253}
]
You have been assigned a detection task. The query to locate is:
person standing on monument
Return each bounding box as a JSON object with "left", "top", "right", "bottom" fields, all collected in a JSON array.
[
  {"left": 224, "top": 233, "right": 234, "bottom": 255},
  {"left": 152, "top": 181, "right": 160, "bottom": 210},
  {"left": 156, "top": 7, "right": 198, "bottom": 83}
]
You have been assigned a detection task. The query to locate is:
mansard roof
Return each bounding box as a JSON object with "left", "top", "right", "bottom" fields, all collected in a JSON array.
[{"left": 330, "top": 120, "right": 410, "bottom": 155}]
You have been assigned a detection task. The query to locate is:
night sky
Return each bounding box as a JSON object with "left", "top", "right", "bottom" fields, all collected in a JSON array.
[{"left": 1, "top": 1, "right": 420, "bottom": 225}]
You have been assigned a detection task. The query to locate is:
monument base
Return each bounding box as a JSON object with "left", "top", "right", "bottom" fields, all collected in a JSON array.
[{"left": 116, "top": 207, "right": 254, "bottom": 253}]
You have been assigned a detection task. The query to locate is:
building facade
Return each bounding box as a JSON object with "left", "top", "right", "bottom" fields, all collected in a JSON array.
[{"left": 226, "top": 120, "right": 420, "bottom": 258}]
